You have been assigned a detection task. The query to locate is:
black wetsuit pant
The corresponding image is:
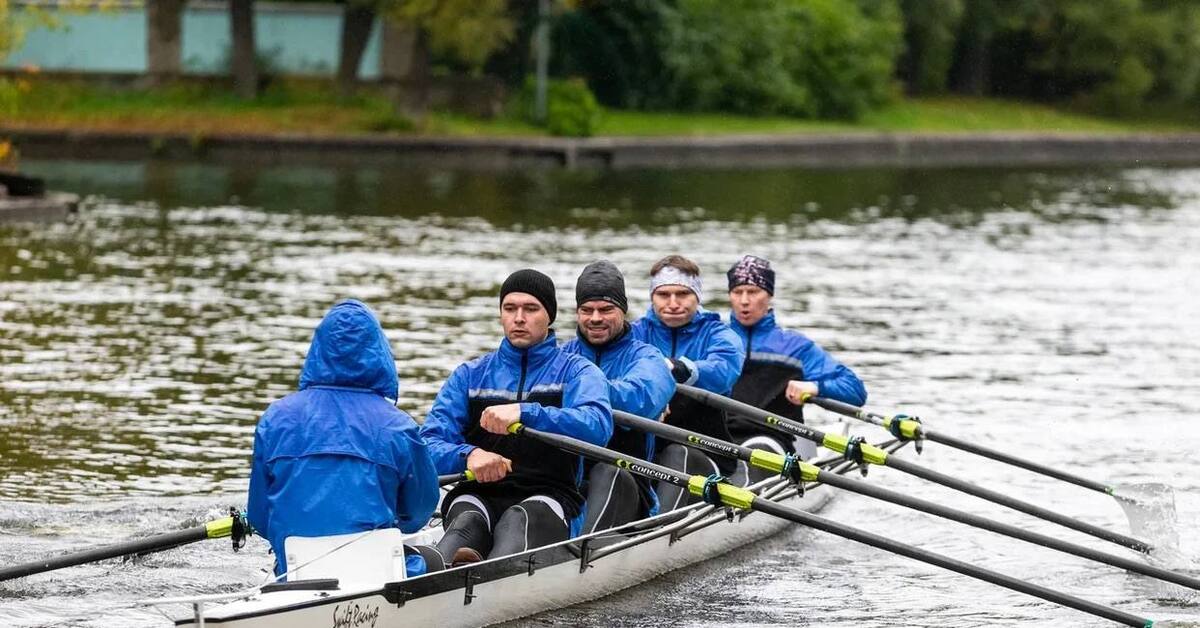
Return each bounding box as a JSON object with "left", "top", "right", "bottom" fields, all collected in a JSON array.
[
  {"left": 433, "top": 492, "right": 569, "bottom": 567},
  {"left": 580, "top": 464, "right": 645, "bottom": 534}
]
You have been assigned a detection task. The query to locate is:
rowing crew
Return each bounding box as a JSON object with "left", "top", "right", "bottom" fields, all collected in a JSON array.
[{"left": 247, "top": 255, "right": 866, "bottom": 577}]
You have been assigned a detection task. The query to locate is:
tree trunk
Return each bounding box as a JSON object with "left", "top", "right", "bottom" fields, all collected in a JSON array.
[
  {"left": 951, "top": 0, "right": 994, "bottom": 96},
  {"left": 337, "top": 2, "right": 377, "bottom": 96},
  {"left": 230, "top": 0, "right": 258, "bottom": 99},
  {"left": 146, "top": 0, "right": 184, "bottom": 83}
]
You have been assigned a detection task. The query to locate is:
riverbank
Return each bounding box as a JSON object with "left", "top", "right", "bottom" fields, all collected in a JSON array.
[{"left": 5, "top": 79, "right": 1200, "bottom": 169}]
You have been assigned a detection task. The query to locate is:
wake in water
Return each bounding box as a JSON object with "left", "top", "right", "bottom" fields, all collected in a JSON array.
[{"left": 1116, "top": 482, "right": 1200, "bottom": 605}]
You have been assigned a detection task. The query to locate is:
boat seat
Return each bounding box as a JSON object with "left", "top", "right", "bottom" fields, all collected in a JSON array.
[{"left": 284, "top": 529, "right": 407, "bottom": 585}]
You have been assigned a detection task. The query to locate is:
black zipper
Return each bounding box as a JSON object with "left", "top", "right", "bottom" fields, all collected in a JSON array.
[
  {"left": 670, "top": 327, "right": 678, "bottom": 358},
  {"left": 517, "top": 351, "right": 529, "bottom": 401},
  {"left": 592, "top": 347, "right": 603, "bottom": 367}
]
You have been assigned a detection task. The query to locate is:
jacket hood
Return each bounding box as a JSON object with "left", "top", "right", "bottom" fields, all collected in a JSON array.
[{"left": 299, "top": 299, "right": 399, "bottom": 400}]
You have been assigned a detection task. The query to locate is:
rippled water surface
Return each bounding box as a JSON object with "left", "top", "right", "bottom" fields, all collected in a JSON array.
[{"left": 2, "top": 160, "right": 1199, "bottom": 626}]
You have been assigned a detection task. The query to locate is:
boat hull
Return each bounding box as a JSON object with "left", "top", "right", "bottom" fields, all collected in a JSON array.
[{"left": 176, "top": 481, "right": 831, "bottom": 628}]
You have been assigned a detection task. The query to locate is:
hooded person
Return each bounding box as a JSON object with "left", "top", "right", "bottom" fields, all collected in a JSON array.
[
  {"left": 561, "top": 260, "right": 675, "bottom": 532},
  {"left": 247, "top": 299, "right": 439, "bottom": 578},
  {"left": 419, "top": 269, "right": 613, "bottom": 566},
  {"left": 726, "top": 255, "right": 867, "bottom": 474},
  {"left": 630, "top": 255, "right": 744, "bottom": 510}
]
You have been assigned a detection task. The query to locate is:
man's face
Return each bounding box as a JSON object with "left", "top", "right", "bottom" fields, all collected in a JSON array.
[
  {"left": 651, "top": 285, "right": 699, "bottom": 328},
  {"left": 501, "top": 292, "right": 550, "bottom": 348},
  {"left": 730, "top": 285, "right": 771, "bottom": 327},
  {"left": 576, "top": 299, "right": 625, "bottom": 345}
]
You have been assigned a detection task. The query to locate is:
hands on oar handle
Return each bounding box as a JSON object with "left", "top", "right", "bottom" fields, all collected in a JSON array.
[{"left": 466, "top": 448, "right": 512, "bottom": 482}]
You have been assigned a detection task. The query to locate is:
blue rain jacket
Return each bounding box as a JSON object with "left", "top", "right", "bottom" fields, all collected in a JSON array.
[
  {"left": 562, "top": 326, "right": 675, "bottom": 516},
  {"left": 630, "top": 307, "right": 744, "bottom": 474},
  {"left": 419, "top": 331, "right": 612, "bottom": 522},
  {"left": 730, "top": 310, "right": 867, "bottom": 406},
  {"left": 630, "top": 308, "right": 744, "bottom": 395},
  {"left": 247, "top": 300, "right": 439, "bottom": 576}
]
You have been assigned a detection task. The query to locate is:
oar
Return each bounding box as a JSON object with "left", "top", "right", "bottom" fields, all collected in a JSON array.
[
  {"left": 613, "top": 410, "right": 1200, "bottom": 591},
  {"left": 0, "top": 510, "right": 250, "bottom": 583},
  {"left": 806, "top": 395, "right": 1123, "bottom": 495},
  {"left": 675, "top": 384, "right": 1153, "bottom": 553},
  {"left": 438, "top": 470, "right": 476, "bottom": 486},
  {"left": 507, "top": 422, "right": 1155, "bottom": 627}
]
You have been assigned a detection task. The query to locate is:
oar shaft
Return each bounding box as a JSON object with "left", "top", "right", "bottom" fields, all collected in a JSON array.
[
  {"left": 749, "top": 499, "right": 1152, "bottom": 628},
  {"left": 618, "top": 409, "right": 1192, "bottom": 589},
  {"left": 887, "top": 457, "right": 1151, "bottom": 553},
  {"left": 815, "top": 471, "right": 1199, "bottom": 590},
  {"left": 809, "top": 396, "right": 1114, "bottom": 495},
  {"left": 921, "top": 429, "right": 1113, "bottom": 494},
  {"left": 0, "top": 523, "right": 214, "bottom": 582},
  {"left": 512, "top": 424, "right": 1153, "bottom": 627},
  {"left": 676, "top": 385, "right": 1153, "bottom": 553}
]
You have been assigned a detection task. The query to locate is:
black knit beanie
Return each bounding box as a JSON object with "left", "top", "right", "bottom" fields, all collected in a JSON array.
[
  {"left": 500, "top": 269, "right": 558, "bottom": 323},
  {"left": 575, "top": 260, "right": 628, "bottom": 312}
]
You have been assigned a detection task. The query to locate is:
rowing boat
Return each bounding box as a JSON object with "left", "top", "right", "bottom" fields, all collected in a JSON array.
[{"left": 166, "top": 431, "right": 903, "bottom": 628}]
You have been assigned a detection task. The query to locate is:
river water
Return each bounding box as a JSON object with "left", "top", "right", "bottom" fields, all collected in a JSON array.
[{"left": 1, "top": 160, "right": 1198, "bottom": 627}]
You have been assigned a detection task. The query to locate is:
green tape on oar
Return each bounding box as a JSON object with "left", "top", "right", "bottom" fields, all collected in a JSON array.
[
  {"left": 612, "top": 408, "right": 1200, "bottom": 593},
  {"left": 674, "top": 384, "right": 1155, "bottom": 554},
  {"left": 507, "top": 421, "right": 1155, "bottom": 627}
]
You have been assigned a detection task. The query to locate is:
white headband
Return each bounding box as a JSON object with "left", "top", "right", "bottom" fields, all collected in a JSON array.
[{"left": 650, "top": 266, "right": 703, "bottom": 304}]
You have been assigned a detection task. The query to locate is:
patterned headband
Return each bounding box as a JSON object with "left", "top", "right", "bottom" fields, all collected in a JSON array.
[{"left": 650, "top": 266, "right": 703, "bottom": 304}]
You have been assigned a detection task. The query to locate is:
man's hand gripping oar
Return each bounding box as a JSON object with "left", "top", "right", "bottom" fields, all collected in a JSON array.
[
  {"left": 675, "top": 384, "right": 1154, "bottom": 554},
  {"left": 506, "top": 421, "right": 1155, "bottom": 627}
]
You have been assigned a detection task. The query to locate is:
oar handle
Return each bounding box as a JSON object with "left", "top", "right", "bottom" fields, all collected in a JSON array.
[
  {"left": 438, "top": 470, "right": 475, "bottom": 486},
  {"left": 0, "top": 518, "right": 230, "bottom": 583}
]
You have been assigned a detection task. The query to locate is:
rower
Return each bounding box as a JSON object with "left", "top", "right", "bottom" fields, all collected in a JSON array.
[
  {"left": 562, "top": 260, "right": 675, "bottom": 532},
  {"left": 420, "top": 269, "right": 612, "bottom": 566},
  {"left": 725, "top": 255, "right": 867, "bottom": 473},
  {"left": 630, "top": 255, "right": 744, "bottom": 510},
  {"left": 247, "top": 299, "right": 440, "bottom": 578}
]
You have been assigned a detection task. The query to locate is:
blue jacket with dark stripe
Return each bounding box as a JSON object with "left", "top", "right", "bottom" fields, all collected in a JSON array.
[
  {"left": 728, "top": 309, "right": 867, "bottom": 440},
  {"left": 562, "top": 325, "right": 675, "bottom": 516},
  {"left": 630, "top": 307, "right": 744, "bottom": 473},
  {"left": 419, "top": 331, "right": 613, "bottom": 521}
]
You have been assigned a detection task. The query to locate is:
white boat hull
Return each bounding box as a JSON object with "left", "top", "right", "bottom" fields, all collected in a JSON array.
[{"left": 176, "top": 481, "right": 831, "bottom": 628}]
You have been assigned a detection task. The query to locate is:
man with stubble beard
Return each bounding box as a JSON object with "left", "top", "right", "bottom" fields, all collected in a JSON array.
[{"left": 562, "top": 261, "right": 675, "bottom": 532}]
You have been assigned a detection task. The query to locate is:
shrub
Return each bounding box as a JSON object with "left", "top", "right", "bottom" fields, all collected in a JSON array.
[{"left": 517, "top": 77, "right": 601, "bottom": 137}]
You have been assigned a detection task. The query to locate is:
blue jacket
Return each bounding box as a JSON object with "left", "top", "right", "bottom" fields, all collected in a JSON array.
[
  {"left": 419, "top": 331, "right": 612, "bottom": 520},
  {"left": 728, "top": 309, "right": 867, "bottom": 438},
  {"left": 247, "top": 300, "right": 439, "bottom": 576},
  {"left": 562, "top": 326, "right": 675, "bottom": 516},
  {"left": 630, "top": 308, "right": 744, "bottom": 473},
  {"left": 630, "top": 308, "right": 744, "bottom": 395}
]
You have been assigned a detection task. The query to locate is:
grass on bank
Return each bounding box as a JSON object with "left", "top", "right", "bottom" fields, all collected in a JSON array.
[{"left": 3, "top": 77, "right": 1198, "bottom": 138}]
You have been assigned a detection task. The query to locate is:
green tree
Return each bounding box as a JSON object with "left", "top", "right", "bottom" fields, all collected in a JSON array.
[
  {"left": 659, "top": 0, "right": 902, "bottom": 119},
  {"left": 382, "top": 0, "right": 515, "bottom": 72},
  {"left": 899, "top": 0, "right": 963, "bottom": 94}
]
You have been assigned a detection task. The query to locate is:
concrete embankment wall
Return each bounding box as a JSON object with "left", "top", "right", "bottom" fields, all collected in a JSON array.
[{"left": 5, "top": 129, "right": 1200, "bottom": 170}]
